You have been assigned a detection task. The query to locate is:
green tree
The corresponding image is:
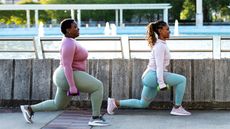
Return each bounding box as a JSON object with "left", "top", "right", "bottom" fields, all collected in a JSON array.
[
  {"left": 203, "top": 0, "right": 230, "bottom": 23},
  {"left": 180, "top": 0, "right": 195, "bottom": 20},
  {"left": 0, "top": 0, "right": 40, "bottom": 26}
]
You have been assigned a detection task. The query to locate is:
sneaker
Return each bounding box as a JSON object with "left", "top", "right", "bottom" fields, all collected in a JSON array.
[
  {"left": 88, "top": 116, "right": 110, "bottom": 126},
  {"left": 107, "top": 98, "right": 117, "bottom": 115},
  {"left": 20, "top": 105, "right": 34, "bottom": 123},
  {"left": 170, "top": 106, "right": 191, "bottom": 116}
]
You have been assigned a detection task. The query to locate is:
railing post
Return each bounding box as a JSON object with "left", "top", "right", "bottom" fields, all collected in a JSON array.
[
  {"left": 213, "top": 36, "right": 221, "bottom": 59},
  {"left": 33, "top": 36, "right": 44, "bottom": 59},
  {"left": 71, "top": 9, "right": 75, "bottom": 20},
  {"left": 35, "top": 10, "right": 39, "bottom": 28},
  {"left": 163, "top": 8, "right": 168, "bottom": 24},
  {"left": 119, "top": 9, "right": 123, "bottom": 27},
  {"left": 77, "top": 9, "right": 81, "bottom": 27},
  {"left": 121, "top": 36, "right": 130, "bottom": 59},
  {"left": 26, "top": 10, "right": 30, "bottom": 28}
]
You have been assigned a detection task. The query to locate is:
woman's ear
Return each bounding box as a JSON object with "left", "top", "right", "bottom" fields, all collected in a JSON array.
[
  {"left": 158, "top": 28, "right": 162, "bottom": 33},
  {"left": 66, "top": 28, "right": 70, "bottom": 34}
]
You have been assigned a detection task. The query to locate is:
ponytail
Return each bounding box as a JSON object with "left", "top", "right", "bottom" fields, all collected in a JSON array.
[{"left": 146, "top": 21, "right": 167, "bottom": 48}]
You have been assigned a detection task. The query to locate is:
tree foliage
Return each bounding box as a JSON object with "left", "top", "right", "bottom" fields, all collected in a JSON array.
[
  {"left": 180, "top": 0, "right": 195, "bottom": 20},
  {"left": 0, "top": 0, "right": 229, "bottom": 26},
  {"left": 203, "top": 0, "right": 230, "bottom": 22}
]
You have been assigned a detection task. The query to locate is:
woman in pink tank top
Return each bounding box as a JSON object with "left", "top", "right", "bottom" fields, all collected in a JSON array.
[{"left": 20, "top": 19, "right": 110, "bottom": 127}]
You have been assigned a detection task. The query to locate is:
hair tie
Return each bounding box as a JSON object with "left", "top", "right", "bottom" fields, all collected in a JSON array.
[{"left": 154, "top": 32, "right": 158, "bottom": 39}]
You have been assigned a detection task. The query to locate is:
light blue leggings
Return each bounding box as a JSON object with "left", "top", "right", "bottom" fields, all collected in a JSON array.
[{"left": 120, "top": 70, "right": 186, "bottom": 108}]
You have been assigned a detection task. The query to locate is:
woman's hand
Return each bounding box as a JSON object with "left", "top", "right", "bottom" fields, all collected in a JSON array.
[
  {"left": 67, "top": 86, "right": 80, "bottom": 96},
  {"left": 157, "top": 84, "right": 170, "bottom": 91}
]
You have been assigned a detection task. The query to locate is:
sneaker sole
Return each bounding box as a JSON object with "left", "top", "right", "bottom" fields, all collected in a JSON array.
[
  {"left": 20, "top": 106, "right": 33, "bottom": 123},
  {"left": 107, "top": 106, "right": 114, "bottom": 115},
  {"left": 107, "top": 111, "right": 114, "bottom": 115},
  {"left": 170, "top": 112, "right": 191, "bottom": 116},
  {"left": 88, "top": 122, "right": 110, "bottom": 127}
]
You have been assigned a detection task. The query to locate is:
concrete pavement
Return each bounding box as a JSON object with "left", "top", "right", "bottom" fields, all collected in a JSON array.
[
  {"left": 97, "top": 109, "right": 230, "bottom": 129},
  {"left": 0, "top": 108, "right": 62, "bottom": 129},
  {"left": 1, "top": 108, "right": 230, "bottom": 129}
]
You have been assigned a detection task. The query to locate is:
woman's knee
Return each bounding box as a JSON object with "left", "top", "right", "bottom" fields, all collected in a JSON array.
[
  {"left": 98, "top": 80, "right": 103, "bottom": 87},
  {"left": 93, "top": 79, "right": 103, "bottom": 94},
  {"left": 96, "top": 80, "right": 103, "bottom": 90},
  {"left": 138, "top": 97, "right": 151, "bottom": 108},
  {"left": 55, "top": 102, "right": 68, "bottom": 110},
  {"left": 176, "top": 75, "right": 187, "bottom": 89},
  {"left": 139, "top": 100, "right": 149, "bottom": 108},
  {"left": 179, "top": 75, "right": 187, "bottom": 84}
]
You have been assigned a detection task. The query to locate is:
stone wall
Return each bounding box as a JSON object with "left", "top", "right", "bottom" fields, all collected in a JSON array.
[{"left": 0, "top": 59, "right": 230, "bottom": 109}]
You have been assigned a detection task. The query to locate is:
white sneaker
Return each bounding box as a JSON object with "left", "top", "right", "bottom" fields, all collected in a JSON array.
[
  {"left": 88, "top": 116, "right": 110, "bottom": 126},
  {"left": 20, "top": 105, "right": 34, "bottom": 123},
  {"left": 170, "top": 106, "right": 191, "bottom": 116},
  {"left": 107, "top": 98, "right": 117, "bottom": 115}
]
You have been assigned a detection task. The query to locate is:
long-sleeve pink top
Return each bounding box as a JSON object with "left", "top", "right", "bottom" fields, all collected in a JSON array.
[
  {"left": 146, "top": 39, "right": 171, "bottom": 87},
  {"left": 60, "top": 37, "right": 88, "bottom": 87}
]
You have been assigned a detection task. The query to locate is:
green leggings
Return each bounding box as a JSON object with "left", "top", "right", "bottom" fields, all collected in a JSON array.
[{"left": 31, "top": 66, "right": 103, "bottom": 116}]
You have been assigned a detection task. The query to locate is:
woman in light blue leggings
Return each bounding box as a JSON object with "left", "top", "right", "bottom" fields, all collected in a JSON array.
[
  {"left": 119, "top": 71, "right": 186, "bottom": 108},
  {"left": 107, "top": 20, "right": 191, "bottom": 116}
]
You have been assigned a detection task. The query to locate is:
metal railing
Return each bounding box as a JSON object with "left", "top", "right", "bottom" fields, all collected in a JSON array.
[
  {"left": 0, "top": 37, "right": 37, "bottom": 59},
  {"left": 39, "top": 36, "right": 124, "bottom": 59},
  {"left": 128, "top": 35, "right": 230, "bottom": 59},
  {"left": 0, "top": 35, "right": 230, "bottom": 59}
]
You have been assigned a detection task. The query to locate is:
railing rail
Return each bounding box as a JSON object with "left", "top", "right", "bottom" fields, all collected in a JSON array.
[
  {"left": 0, "top": 37, "right": 38, "bottom": 59},
  {"left": 0, "top": 35, "right": 230, "bottom": 59}
]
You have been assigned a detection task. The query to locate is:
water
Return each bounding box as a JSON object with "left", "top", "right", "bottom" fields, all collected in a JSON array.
[
  {"left": 38, "top": 22, "right": 44, "bottom": 37},
  {"left": 1, "top": 25, "right": 230, "bottom": 37},
  {"left": 104, "top": 22, "right": 111, "bottom": 35},
  {"left": 174, "top": 20, "right": 179, "bottom": 36}
]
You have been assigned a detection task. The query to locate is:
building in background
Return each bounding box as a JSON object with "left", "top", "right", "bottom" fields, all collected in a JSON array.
[
  {"left": 0, "top": 0, "right": 38, "bottom": 4},
  {"left": 1, "top": 0, "right": 20, "bottom": 4}
]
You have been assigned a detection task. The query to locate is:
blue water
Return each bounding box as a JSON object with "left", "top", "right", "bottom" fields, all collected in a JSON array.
[{"left": 1, "top": 25, "right": 230, "bottom": 37}]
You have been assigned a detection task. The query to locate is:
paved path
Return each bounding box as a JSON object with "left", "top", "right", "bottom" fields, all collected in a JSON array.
[
  {"left": 1, "top": 108, "right": 230, "bottom": 129},
  {"left": 95, "top": 109, "right": 230, "bottom": 129}
]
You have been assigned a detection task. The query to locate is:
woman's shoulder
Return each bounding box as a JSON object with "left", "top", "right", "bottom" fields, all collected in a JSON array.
[
  {"left": 155, "top": 41, "right": 166, "bottom": 49},
  {"left": 63, "top": 37, "right": 76, "bottom": 44},
  {"left": 156, "top": 39, "right": 166, "bottom": 44},
  {"left": 61, "top": 37, "right": 76, "bottom": 49}
]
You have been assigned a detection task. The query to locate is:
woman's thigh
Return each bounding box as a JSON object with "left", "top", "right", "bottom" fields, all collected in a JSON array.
[
  {"left": 53, "top": 67, "right": 102, "bottom": 93},
  {"left": 73, "top": 71, "right": 103, "bottom": 93},
  {"left": 163, "top": 72, "right": 186, "bottom": 86}
]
